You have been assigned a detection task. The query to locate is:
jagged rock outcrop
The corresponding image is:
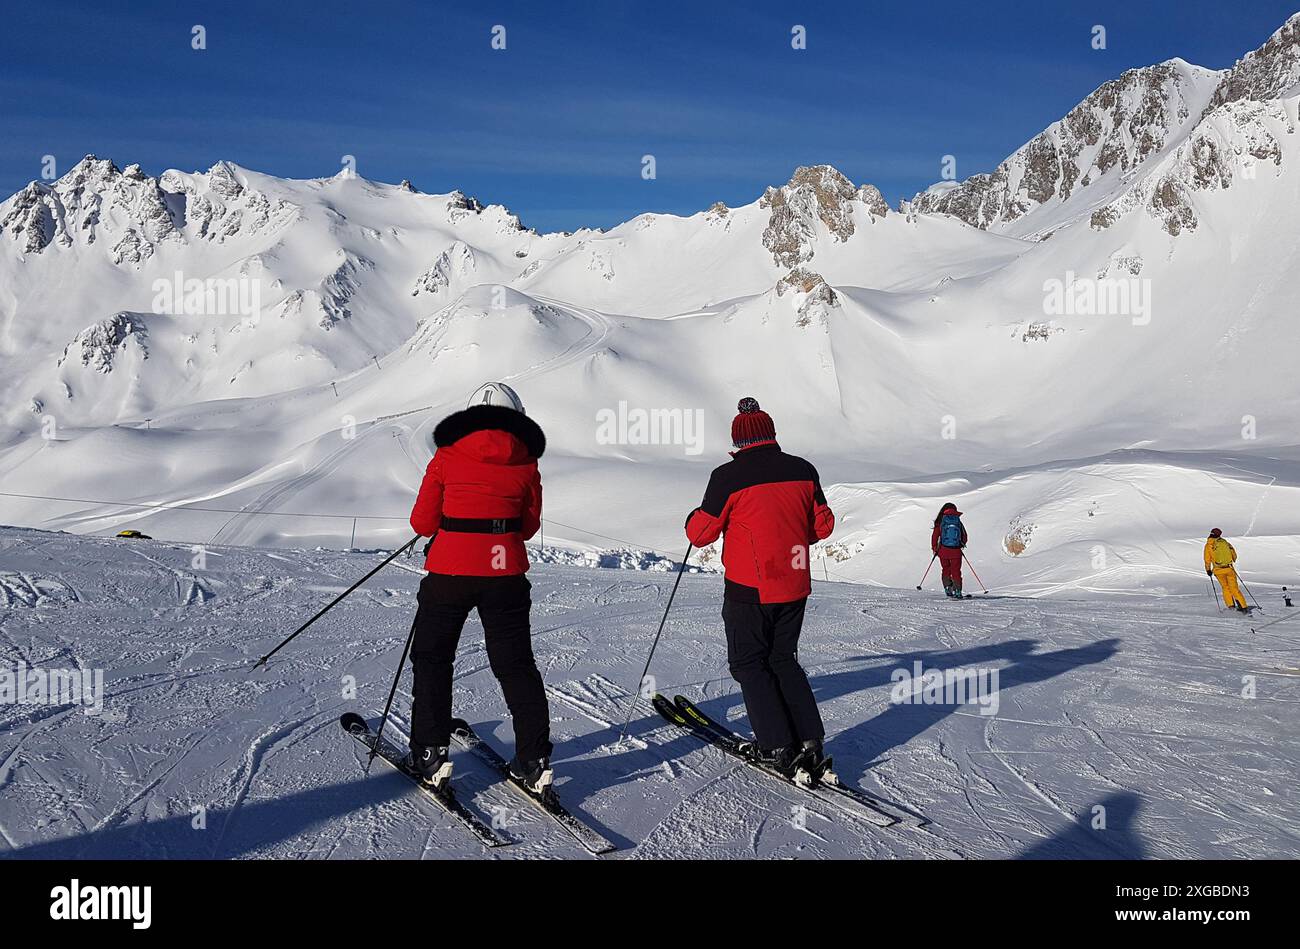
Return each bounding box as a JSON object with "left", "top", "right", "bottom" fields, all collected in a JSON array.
[
  {"left": 276, "top": 253, "right": 375, "bottom": 329},
  {"left": 1089, "top": 97, "right": 1290, "bottom": 235},
  {"left": 318, "top": 253, "right": 375, "bottom": 327},
  {"left": 913, "top": 61, "right": 1220, "bottom": 231},
  {"left": 412, "top": 241, "right": 475, "bottom": 297},
  {"left": 1203, "top": 13, "right": 1300, "bottom": 115},
  {"left": 0, "top": 156, "right": 294, "bottom": 259},
  {"left": 759, "top": 165, "right": 888, "bottom": 269},
  {"left": 161, "top": 161, "right": 296, "bottom": 244},
  {"left": 58, "top": 313, "right": 149, "bottom": 372},
  {"left": 0, "top": 183, "right": 57, "bottom": 253},
  {"left": 1, "top": 156, "right": 177, "bottom": 255},
  {"left": 856, "top": 183, "right": 889, "bottom": 218},
  {"left": 776, "top": 267, "right": 838, "bottom": 327},
  {"left": 446, "top": 190, "right": 526, "bottom": 232}
]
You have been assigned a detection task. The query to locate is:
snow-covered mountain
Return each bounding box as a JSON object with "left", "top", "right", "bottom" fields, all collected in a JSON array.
[{"left": 2, "top": 14, "right": 1300, "bottom": 597}]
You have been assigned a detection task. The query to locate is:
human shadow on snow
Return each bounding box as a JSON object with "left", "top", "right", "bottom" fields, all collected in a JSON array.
[
  {"left": 810, "top": 638, "right": 1122, "bottom": 768},
  {"left": 548, "top": 639, "right": 1120, "bottom": 840},
  {"left": 1, "top": 774, "right": 409, "bottom": 860},
  {"left": 1015, "top": 791, "right": 1146, "bottom": 859},
  {"left": 679, "top": 638, "right": 1120, "bottom": 773}
]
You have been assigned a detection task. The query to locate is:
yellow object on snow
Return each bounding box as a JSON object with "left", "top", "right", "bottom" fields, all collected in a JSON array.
[
  {"left": 1212, "top": 565, "right": 1247, "bottom": 609},
  {"left": 1203, "top": 537, "right": 1237, "bottom": 569}
]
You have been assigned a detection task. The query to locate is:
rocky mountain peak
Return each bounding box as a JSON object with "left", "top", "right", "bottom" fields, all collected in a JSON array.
[
  {"left": 758, "top": 164, "right": 887, "bottom": 268},
  {"left": 912, "top": 60, "right": 1219, "bottom": 233},
  {"left": 205, "top": 160, "right": 245, "bottom": 198},
  {"left": 1203, "top": 12, "right": 1300, "bottom": 115}
]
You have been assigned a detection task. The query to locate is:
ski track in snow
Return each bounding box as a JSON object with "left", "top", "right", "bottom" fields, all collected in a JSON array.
[{"left": 0, "top": 526, "right": 1296, "bottom": 859}]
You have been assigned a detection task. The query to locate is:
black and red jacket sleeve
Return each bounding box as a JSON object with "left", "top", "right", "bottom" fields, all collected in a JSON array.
[
  {"left": 685, "top": 465, "right": 732, "bottom": 547},
  {"left": 809, "top": 465, "right": 834, "bottom": 544}
]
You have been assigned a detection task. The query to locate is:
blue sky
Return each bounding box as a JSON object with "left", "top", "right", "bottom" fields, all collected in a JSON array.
[{"left": 2, "top": 0, "right": 1297, "bottom": 231}]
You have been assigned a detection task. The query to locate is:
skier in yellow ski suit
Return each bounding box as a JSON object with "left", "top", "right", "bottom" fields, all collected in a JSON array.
[{"left": 1204, "top": 528, "right": 1248, "bottom": 612}]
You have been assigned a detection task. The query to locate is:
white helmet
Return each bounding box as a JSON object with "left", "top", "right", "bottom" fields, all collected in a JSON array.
[{"left": 467, "top": 381, "right": 525, "bottom": 414}]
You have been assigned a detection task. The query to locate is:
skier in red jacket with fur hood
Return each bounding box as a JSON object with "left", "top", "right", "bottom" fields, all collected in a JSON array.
[
  {"left": 685, "top": 397, "right": 836, "bottom": 784},
  {"left": 405, "top": 382, "right": 553, "bottom": 796}
]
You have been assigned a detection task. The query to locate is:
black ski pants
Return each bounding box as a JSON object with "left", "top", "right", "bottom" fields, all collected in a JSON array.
[
  {"left": 722, "top": 596, "right": 825, "bottom": 751},
  {"left": 409, "top": 572, "right": 552, "bottom": 763}
]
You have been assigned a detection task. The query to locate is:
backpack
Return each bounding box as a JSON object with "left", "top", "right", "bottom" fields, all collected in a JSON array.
[
  {"left": 939, "top": 514, "right": 963, "bottom": 548},
  {"left": 1209, "top": 538, "right": 1234, "bottom": 566}
]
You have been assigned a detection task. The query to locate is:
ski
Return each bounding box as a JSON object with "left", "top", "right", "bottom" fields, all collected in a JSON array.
[
  {"left": 340, "top": 712, "right": 509, "bottom": 849},
  {"left": 449, "top": 718, "right": 617, "bottom": 855},
  {"left": 652, "top": 693, "right": 914, "bottom": 829},
  {"left": 671, "top": 694, "right": 922, "bottom": 827}
]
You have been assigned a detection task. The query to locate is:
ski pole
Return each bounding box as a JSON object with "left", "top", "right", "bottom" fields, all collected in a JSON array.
[
  {"left": 369, "top": 615, "right": 418, "bottom": 772},
  {"left": 251, "top": 534, "right": 420, "bottom": 671},
  {"left": 1239, "top": 574, "right": 1263, "bottom": 612},
  {"left": 961, "top": 551, "right": 989, "bottom": 594},
  {"left": 915, "top": 554, "right": 937, "bottom": 591},
  {"left": 1207, "top": 575, "right": 1222, "bottom": 612},
  {"left": 1251, "top": 605, "right": 1300, "bottom": 635},
  {"left": 618, "top": 544, "right": 692, "bottom": 741}
]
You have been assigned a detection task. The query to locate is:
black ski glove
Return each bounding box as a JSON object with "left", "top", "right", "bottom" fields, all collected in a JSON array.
[
  {"left": 1206, "top": 568, "right": 1213, "bottom": 576},
  {"left": 684, "top": 507, "right": 701, "bottom": 531}
]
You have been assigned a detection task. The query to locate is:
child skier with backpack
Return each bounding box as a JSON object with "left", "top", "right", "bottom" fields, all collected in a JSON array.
[{"left": 931, "top": 502, "right": 968, "bottom": 598}]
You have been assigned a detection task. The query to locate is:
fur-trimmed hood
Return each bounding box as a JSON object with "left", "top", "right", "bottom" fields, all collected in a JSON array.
[{"left": 433, "top": 404, "right": 546, "bottom": 459}]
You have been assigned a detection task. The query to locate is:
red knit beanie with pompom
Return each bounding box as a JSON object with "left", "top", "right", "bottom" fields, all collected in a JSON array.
[{"left": 731, "top": 397, "right": 776, "bottom": 449}]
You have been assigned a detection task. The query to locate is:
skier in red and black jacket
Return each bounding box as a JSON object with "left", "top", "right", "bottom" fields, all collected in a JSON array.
[
  {"left": 405, "top": 382, "right": 553, "bottom": 796},
  {"left": 685, "top": 397, "right": 836, "bottom": 782}
]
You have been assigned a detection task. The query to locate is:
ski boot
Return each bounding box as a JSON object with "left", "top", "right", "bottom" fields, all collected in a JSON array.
[
  {"left": 942, "top": 579, "right": 955, "bottom": 598},
  {"left": 737, "top": 740, "right": 800, "bottom": 778},
  {"left": 509, "top": 755, "right": 556, "bottom": 802},
  {"left": 768, "top": 745, "right": 802, "bottom": 780},
  {"left": 792, "top": 738, "right": 837, "bottom": 788},
  {"left": 410, "top": 744, "right": 452, "bottom": 790},
  {"left": 952, "top": 582, "right": 964, "bottom": 599}
]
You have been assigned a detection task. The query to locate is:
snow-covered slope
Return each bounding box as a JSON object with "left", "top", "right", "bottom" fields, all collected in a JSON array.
[
  {"left": 0, "top": 527, "right": 1295, "bottom": 858},
  {"left": 2, "top": 15, "right": 1300, "bottom": 599}
]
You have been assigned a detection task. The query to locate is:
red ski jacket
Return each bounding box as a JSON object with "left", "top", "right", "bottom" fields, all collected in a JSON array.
[
  {"left": 410, "top": 405, "right": 545, "bottom": 577},
  {"left": 685, "top": 441, "right": 835, "bottom": 603}
]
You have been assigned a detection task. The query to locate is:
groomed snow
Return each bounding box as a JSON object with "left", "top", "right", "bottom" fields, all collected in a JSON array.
[{"left": 1, "top": 527, "right": 1295, "bottom": 859}]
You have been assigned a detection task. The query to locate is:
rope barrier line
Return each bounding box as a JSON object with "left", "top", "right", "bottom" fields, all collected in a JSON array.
[
  {"left": 0, "top": 489, "right": 849, "bottom": 576},
  {"left": 0, "top": 490, "right": 399, "bottom": 521}
]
